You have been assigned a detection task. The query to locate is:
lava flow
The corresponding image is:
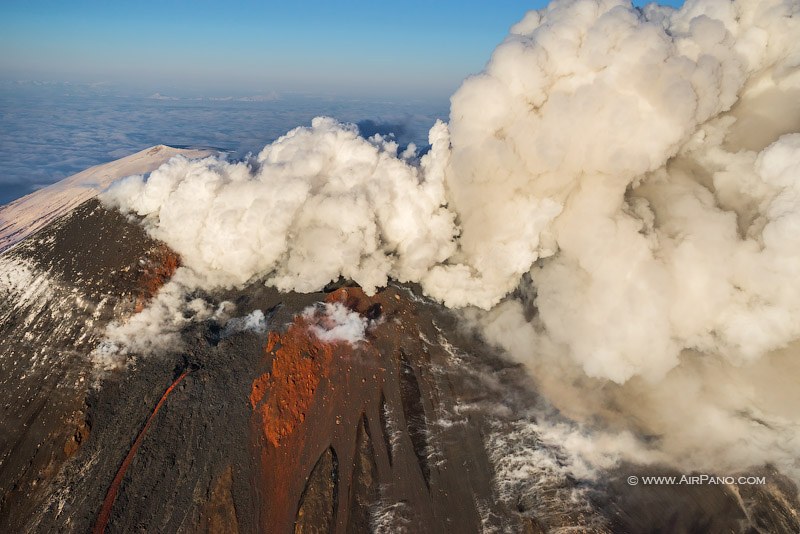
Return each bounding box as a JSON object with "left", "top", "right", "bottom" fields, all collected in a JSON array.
[{"left": 93, "top": 369, "right": 191, "bottom": 534}]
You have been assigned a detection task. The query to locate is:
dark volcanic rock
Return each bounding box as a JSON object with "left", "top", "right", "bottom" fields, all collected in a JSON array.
[
  {"left": 199, "top": 466, "right": 240, "bottom": 533},
  {"left": 593, "top": 465, "right": 800, "bottom": 534},
  {"left": 346, "top": 415, "right": 378, "bottom": 534},
  {"left": 0, "top": 199, "right": 182, "bottom": 531},
  {"left": 295, "top": 447, "right": 338, "bottom": 533}
]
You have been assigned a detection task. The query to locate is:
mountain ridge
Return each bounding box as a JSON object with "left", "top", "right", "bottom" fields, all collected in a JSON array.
[{"left": 0, "top": 145, "right": 215, "bottom": 253}]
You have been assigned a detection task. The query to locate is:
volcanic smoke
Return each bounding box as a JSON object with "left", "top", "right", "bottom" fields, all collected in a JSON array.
[{"left": 101, "top": 0, "right": 800, "bottom": 481}]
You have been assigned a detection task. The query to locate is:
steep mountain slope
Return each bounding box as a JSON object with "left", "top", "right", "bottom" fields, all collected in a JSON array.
[{"left": 0, "top": 198, "right": 185, "bottom": 529}]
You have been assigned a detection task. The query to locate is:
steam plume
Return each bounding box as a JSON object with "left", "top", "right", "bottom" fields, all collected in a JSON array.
[{"left": 102, "top": 0, "right": 800, "bottom": 480}]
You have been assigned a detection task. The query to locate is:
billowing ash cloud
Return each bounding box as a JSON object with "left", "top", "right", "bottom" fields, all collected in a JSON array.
[
  {"left": 103, "top": 117, "right": 456, "bottom": 294},
  {"left": 102, "top": 0, "right": 800, "bottom": 479}
]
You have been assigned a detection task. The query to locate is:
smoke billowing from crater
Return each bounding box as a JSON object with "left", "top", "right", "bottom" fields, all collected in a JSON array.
[
  {"left": 103, "top": 117, "right": 457, "bottom": 295},
  {"left": 102, "top": 0, "right": 800, "bottom": 480}
]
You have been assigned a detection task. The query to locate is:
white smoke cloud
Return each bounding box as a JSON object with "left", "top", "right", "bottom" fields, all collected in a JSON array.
[
  {"left": 102, "top": 117, "right": 456, "bottom": 294},
  {"left": 424, "top": 0, "right": 796, "bottom": 308},
  {"left": 453, "top": 0, "right": 800, "bottom": 480},
  {"left": 99, "top": 0, "right": 800, "bottom": 482},
  {"left": 303, "top": 302, "right": 368, "bottom": 344},
  {"left": 223, "top": 308, "right": 268, "bottom": 336},
  {"left": 90, "top": 268, "right": 215, "bottom": 370}
]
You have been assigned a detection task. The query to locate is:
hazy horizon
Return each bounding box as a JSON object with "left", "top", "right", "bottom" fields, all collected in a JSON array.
[
  {"left": 0, "top": 0, "right": 685, "bottom": 204},
  {"left": 1, "top": 1, "right": 683, "bottom": 98},
  {"left": 1, "top": 1, "right": 551, "bottom": 100},
  {"left": 0, "top": 90, "right": 448, "bottom": 204}
]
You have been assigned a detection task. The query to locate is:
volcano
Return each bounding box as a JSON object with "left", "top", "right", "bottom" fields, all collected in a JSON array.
[{"left": 1, "top": 149, "right": 798, "bottom": 533}]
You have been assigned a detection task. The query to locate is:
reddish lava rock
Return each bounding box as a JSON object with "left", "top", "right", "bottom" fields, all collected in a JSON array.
[
  {"left": 133, "top": 244, "right": 180, "bottom": 313},
  {"left": 250, "top": 287, "right": 387, "bottom": 450},
  {"left": 247, "top": 287, "right": 493, "bottom": 533},
  {"left": 252, "top": 326, "right": 337, "bottom": 448},
  {"left": 249, "top": 296, "right": 362, "bottom": 530}
]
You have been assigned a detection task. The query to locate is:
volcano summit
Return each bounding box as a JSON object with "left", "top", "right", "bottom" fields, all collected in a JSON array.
[
  {"left": 2, "top": 182, "right": 798, "bottom": 533},
  {"left": 3, "top": 0, "right": 800, "bottom": 532}
]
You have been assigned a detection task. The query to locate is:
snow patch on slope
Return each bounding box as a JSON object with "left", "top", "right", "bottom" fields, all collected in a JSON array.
[{"left": 0, "top": 145, "right": 214, "bottom": 253}]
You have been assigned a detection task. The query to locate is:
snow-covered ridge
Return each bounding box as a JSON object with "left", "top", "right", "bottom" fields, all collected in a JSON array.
[{"left": 0, "top": 145, "right": 214, "bottom": 253}]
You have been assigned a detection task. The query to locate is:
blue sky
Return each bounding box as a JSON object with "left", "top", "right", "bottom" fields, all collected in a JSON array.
[
  {"left": 0, "top": 0, "right": 684, "bottom": 204},
  {"left": 1, "top": 0, "right": 683, "bottom": 99}
]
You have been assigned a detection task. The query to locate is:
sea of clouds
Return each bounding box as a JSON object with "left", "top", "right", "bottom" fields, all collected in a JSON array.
[
  {"left": 0, "top": 90, "right": 446, "bottom": 205},
  {"left": 99, "top": 0, "right": 800, "bottom": 482}
]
